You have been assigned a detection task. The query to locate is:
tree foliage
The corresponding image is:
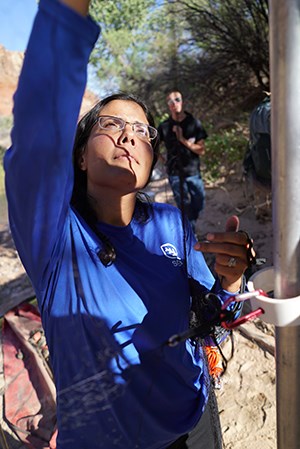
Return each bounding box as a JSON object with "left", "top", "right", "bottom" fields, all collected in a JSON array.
[
  {"left": 89, "top": 0, "right": 269, "bottom": 121},
  {"left": 174, "top": 0, "right": 269, "bottom": 118},
  {"left": 89, "top": 0, "right": 160, "bottom": 93}
]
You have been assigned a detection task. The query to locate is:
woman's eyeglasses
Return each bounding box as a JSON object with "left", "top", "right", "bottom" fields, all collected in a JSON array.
[
  {"left": 167, "top": 97, "right": 182, "bottom": 106},
  {"left": 96, "top": 115, "right": 158, "bottom": 141}
]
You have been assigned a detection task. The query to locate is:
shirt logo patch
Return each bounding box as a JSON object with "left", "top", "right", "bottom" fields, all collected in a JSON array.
[{"left": 160, "top": 243, "right": 183, "bottom": 267}]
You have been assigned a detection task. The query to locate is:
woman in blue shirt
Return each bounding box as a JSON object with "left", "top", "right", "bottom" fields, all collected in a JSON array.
[{"left": 4, "top": 1, "right": 254, "bottom": 448}]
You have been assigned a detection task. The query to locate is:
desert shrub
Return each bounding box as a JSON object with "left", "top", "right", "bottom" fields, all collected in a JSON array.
[
  {"left": 0, "top": 116, "right": 12, "bottom": 132},
  {"left": 202, "top": 123, "right": 248, "bottom": 183}
]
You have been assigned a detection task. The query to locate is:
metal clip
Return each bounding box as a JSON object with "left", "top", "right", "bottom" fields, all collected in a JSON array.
[{"left": 220, "top": 290, "right": 267, "bottom": 329}]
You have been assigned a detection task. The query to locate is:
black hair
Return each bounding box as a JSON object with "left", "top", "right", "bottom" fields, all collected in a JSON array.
[{"left": 71, "top": 92, "right": 160, "bottom": 266}]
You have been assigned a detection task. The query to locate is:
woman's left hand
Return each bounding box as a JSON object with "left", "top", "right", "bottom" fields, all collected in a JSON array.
[{"left": 193, "top": 215, "right": 255, "bottom": 293}]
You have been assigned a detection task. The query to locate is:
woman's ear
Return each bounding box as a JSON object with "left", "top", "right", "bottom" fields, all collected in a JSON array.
[{"left": 79, "top": 154, "right": 87, "bottom": 171}]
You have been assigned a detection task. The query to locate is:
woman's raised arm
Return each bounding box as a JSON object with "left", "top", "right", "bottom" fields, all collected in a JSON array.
[{"left": 4, "top": 0, "right": 99, "bottom": 290}]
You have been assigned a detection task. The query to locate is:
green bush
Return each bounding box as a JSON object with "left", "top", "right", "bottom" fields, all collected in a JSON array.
[
  {"left": 203, "top": 123, "right": 248, "bottom": 183},
  {"left": 0, "top": 146, "right": 5, "bottom": 160},
  {"left": 0, "top": 116, "right": 13, "bottom": 132}
]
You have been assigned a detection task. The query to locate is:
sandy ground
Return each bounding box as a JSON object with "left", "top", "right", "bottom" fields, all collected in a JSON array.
[{"left": 0, "top": 169, "right": 276, "bottom": 449}]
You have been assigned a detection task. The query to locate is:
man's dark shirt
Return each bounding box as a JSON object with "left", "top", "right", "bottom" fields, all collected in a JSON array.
[{"left": 158, "top": 111, "right": 207, "bottom": 177}]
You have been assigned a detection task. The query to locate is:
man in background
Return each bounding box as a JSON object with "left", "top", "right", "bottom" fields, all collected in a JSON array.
[{"left": 158, "top": 91, "right": 207, "bottom": 232}]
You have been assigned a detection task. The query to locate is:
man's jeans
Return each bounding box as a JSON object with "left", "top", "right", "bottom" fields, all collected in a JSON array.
[{"left": 168, "top": 174, "right": 205, "bottom": 231}]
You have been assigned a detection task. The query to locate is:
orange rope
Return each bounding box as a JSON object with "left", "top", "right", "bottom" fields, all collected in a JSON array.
[{"left": 205, "top": 345, "right": 224, "bottom": 381}]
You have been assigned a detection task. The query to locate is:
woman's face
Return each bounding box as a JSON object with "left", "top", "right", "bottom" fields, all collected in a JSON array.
[{"left": 80, "top": 100, "right": 154, "bottom": 196}]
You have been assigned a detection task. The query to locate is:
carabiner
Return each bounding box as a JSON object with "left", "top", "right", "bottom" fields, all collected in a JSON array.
[{"left": 221, "top": 289, "right": 267, "bottom": 329}]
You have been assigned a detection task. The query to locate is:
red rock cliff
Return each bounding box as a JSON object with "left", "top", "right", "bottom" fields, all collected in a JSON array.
[{"left": 0, "top": 44, "right": 99, "bottom": 118}]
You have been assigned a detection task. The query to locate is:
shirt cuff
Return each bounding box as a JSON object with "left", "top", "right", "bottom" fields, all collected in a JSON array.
[{"left": 40, "top": 0, "right": 100, "bottom": 46}]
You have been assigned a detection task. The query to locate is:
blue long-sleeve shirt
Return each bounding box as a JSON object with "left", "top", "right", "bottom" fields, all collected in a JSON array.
[{"left": 4, "top": 1, "right": 232, "bottom": 448}]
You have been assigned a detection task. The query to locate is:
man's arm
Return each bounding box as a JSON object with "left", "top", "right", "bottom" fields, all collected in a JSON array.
[{"left": 173, "top": 125, "right": 206, "bottom": 155}]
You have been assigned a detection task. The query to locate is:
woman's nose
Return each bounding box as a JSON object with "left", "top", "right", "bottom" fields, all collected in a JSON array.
[{"left": 119, "top": 124, "right": 136, "bottom": 145}]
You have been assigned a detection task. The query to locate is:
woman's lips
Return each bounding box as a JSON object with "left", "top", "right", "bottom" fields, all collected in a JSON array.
[{"left": 114, "top": 152, "right": 138, "bottom": 164}]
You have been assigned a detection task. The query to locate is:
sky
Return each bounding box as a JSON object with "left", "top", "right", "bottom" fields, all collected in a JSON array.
[
  {"left": 0, "top": 0, "right": 107, "bottom": 95},
  {"left": 0, "top": 0, "right": 38, "bottom": 51}
]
